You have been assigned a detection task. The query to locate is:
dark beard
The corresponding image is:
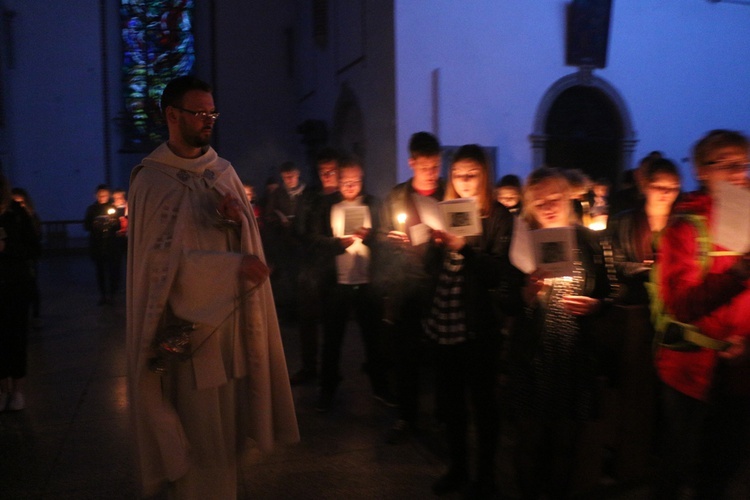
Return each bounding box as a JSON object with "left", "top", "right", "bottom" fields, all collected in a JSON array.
[{"left": 187, "top": 130, "right": 212, "bottom": 148}]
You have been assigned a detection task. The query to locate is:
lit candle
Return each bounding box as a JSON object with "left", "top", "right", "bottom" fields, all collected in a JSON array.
[{"left": 396, "top": 213, "right": 407, "bottom": 233}]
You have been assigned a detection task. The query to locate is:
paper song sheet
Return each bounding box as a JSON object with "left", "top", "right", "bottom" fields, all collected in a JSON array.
[{"left": 712, "top": 181, "right": 750, "bottom": 253}]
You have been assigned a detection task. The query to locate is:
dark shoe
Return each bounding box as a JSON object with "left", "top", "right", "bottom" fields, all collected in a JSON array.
[
  {"left": 315, "top": 390, "right": 335, "bottom": 412},
  {"left": 432, "top": 469, "right": 469, "bottom": 496},
  {"left": 373, "top": 391, "right": 399, "bottom": 408},
  {"left": 289, "top": 369, "right": 316, "bottom": 386},
  {"left": 384, "top": 419, "right": 413, "bottom": 444}
]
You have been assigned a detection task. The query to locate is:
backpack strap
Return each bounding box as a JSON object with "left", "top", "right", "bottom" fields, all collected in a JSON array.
[{"left": 647, "top": 214, "right": 733, "bottom": 352}]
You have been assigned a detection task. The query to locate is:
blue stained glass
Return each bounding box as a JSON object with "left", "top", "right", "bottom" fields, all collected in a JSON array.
[{"left": 120, "top": 0, "right": 195, "bottom": 148}]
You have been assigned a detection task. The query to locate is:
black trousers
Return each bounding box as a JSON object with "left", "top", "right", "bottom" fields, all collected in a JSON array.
[
  {"left": 652, "top": 382, "right": 750, "bottom": 500},
  {"left": 320, "top": 284, "right": 387, "bottom": 395},
  {"left": 0, "top": 283, "right": 30, "bottom": 379},
  {"left": 92, "top": 252, "right": 120, "bottom": 299},
  {"left": 434, "top": 336, "right": 500, "bottom": 481}
]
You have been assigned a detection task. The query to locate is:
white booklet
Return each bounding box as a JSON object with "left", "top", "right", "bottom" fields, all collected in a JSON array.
[
  {"left": 712, "top": 181, "right": 750, "bottom": 253},
  {"left": 533, "top": 226, "right": 577, "bottom": 278},
  {"left": 509, "top": 220, "right": 577, "bottom": 278},
  {"left": 438, "top": 198, "right": 482, "bottom": 237},
  {"left": 407, "top": 195, "right": 481, "bottom": 245}
]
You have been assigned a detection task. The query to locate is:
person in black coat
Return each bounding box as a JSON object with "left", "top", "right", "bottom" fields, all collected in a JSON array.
[
  {"left": 83, "top": 184, "right": 121, "bottom": 305},
  {"left": 0, "top": 174, "right": 42, "bottom": 411},
  {"left": 426, "top": 144, "right": 517, "bottom": 498}
]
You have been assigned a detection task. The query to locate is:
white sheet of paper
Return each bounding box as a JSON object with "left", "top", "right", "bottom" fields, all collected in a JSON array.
[
  {"left": 411, "top": 193, "right": 445, "bottom": 231},
  {"left": 409, "top": 223, "right": 432, "bottom": 246},
  {"left": 438, "top": 198, "right": 482, "bottom": 237},
  {"left": 712, "top": 181, "right": 750, "bottom": 253},
  {"left": 343, "top": 205, "right": 369, "bottom": 236},
  {"left": 509, "top": 217, "right": 536, "bottom": 274},
  {"left": 532, "top": 226, "right": 576, "bottom": 278}
]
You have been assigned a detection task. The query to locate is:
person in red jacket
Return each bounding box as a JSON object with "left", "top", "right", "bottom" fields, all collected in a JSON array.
[{"left": 652, "top": 129, "right": 750, "bottom": 499}]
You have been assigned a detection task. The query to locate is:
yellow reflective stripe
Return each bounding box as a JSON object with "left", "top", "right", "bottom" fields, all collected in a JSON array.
[{"left": 709, "top": 251, "right": 743, "bottom": 257}]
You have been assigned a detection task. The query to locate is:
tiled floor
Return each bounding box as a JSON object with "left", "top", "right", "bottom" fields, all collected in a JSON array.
[{"left": 1, "top": 253, "right": 747, "bottom": 499}]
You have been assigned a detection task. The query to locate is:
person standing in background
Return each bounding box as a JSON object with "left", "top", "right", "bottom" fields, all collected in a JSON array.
[
  {"left": 84, "top": 184, "right": 121, "bottom": 305},
  {"left": 0, "top": 175, "right": 41, "bottom": 411}
]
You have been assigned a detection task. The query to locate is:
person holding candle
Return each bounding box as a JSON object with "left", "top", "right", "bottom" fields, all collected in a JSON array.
[
  {"left": 378, "top": 131, "right": 445, "bottom": 443},
  {"left": 83, "top": 184, "right": 121, "bottom": 305},
  {"left": 509, "top": 166, "right": 613, "bottom": 498}
]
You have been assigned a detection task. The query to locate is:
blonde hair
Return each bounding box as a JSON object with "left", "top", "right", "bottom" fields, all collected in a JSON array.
[
  {"left": 522, "top": 167, "right": 573, "bottom": 229},
  {"left": 444, "top": 144, "right": 492, "bottom": 216}
]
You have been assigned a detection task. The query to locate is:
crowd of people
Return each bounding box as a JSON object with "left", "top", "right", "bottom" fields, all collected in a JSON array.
[
  {"left": 1, "top": 74, "right": 748, "bottom": 500},
  {"left": 249, "top": 128, "right": 750, "bottom": 499}
]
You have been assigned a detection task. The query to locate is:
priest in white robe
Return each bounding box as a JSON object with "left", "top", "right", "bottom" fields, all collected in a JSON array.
[{"left": 126, "top": 76, "right": 299, "bottom": 499}]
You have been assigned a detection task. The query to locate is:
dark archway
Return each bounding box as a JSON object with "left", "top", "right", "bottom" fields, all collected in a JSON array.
[
  {"left": 544, "top": 85, "right": 622, "bottom": 183},
  {"left": 530, "top": 69, "right": 637, "bottom": 189}
]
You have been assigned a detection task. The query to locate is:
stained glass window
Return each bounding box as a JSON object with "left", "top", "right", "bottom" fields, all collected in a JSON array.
[{"left": 120, "top": 0, "right": 195, "bottom": 148}]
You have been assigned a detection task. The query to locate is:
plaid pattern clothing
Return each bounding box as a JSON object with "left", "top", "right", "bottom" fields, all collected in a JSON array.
[{"left": 424, "top": 251, "right": 469, "bottom": 345}]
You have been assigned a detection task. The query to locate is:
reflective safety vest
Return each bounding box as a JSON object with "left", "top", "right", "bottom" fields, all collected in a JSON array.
[{"left": 646, "top": 214, "right": 733, "bottom": 352}]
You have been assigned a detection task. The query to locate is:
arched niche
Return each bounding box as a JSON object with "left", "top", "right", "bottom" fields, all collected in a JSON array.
[{"left": 530, "top": 68, "right": 637, "bottom": 186}]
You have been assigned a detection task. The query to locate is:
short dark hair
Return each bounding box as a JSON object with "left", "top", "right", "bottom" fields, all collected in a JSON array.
[
  {"left": 642, "top": 158, "right": 681, "bottom": 184},
  {"left": 496, "top": 174, "right": 522, "bottom": 190},
  {"left": 339, "top": 154, "right": 363, "bottom": 171},
  {"left": 693, "top": 129, "right": 749, "bottom": 166},
  {"left": 160, "top": 76, "right": 212, "bottom": 116},
  {"left": 279, "top": 161, "right": 299, "bottom": 174},
  {"left": 408, "top": 131, "right": 441, "bottom": 159},
  {"left": 96, "top": 184, "right": 110, "bottom": 192},
  {"left": 316, "top": 147, "right": 341, "bottom": 167}
]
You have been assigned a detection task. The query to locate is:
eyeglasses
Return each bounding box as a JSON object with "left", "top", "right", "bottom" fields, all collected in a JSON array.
[
  {"left": 174, "top": 107, "right": 220, "bottom": 120},
  {"left": 340, "top": 180, "right": 363, "bottom": 188},
  {"left": 704, "top": 160, "right": 750, "bottom": 173}
]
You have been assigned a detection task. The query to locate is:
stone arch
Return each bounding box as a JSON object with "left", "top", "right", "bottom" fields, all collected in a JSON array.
[{"left": 530, "top": 68, "right": 637, "bottom": 186}]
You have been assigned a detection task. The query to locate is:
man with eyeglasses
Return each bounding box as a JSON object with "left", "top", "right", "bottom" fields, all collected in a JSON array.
[
  {"left": 126, "top": 76, "right": 298, "bottom": 499},
  {"left": 652, "top": 129, "right": 750, "bottom": 499}
]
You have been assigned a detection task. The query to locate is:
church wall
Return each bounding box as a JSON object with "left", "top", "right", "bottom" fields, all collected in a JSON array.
[{"left": 395, "top": 0, "right": 750, "bottom": 191}]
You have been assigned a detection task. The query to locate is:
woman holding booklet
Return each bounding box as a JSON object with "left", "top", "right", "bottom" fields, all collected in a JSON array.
[
  {"left": 424, "top": 144, "right": 517, "bottom": 498},
  {"left": 508, "top": 166, "right": 612, "bottom": 498}
]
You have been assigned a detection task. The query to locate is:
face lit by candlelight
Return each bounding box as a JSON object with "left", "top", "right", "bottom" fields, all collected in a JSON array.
[
  {"left": 450, "top": 159, "right": 482, "bottom": 199},
  {"left": 528, "top": 178, "right": 571, "bottom": 229},
  {"left": 409, "top": 155, "right": 441, "bottom": 192},
  {"left": 96, "top": 189, "right": 111, "bottom": 205},
  {"left": 339, "top": 165, "right": 364, "bottom": 201},
  {"left": 698, "top": 145, "right": 749, "bottom": 194}
]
